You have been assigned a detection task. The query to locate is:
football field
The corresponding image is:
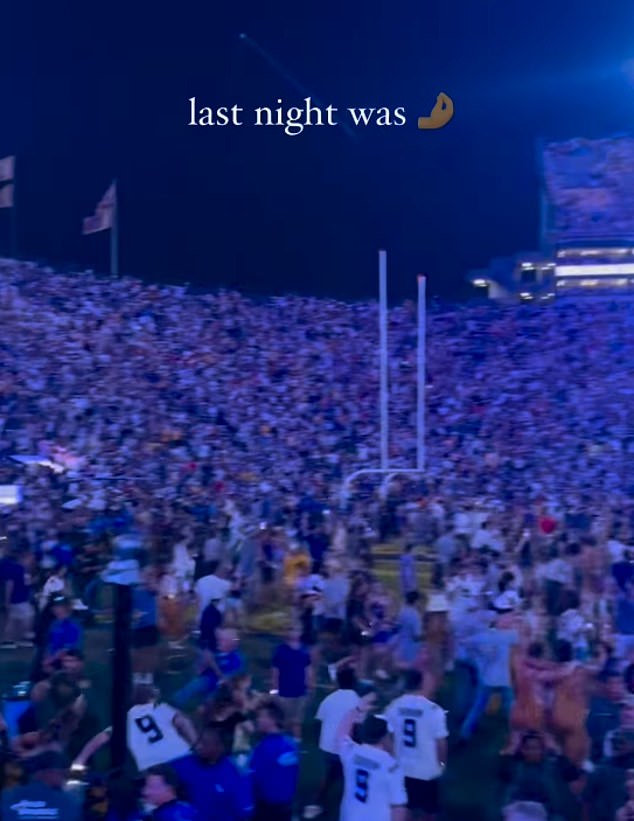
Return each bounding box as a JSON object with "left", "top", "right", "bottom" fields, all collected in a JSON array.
[{"left": 0, "top": 612, "right": 507, "bottom": 821}]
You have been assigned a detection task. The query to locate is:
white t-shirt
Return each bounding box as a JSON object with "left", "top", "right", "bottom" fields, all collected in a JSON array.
[
  {"left": 127, "top": 702, "right": 191, "bottom": 772},
  {"left": 538, "top": 558, "right": 573, "bottom": 586},
  {"left": 316, "top": 689, "right": 361, "bottom": 754},
  {"left": 195, "top": 574, "right": 231, "bottom": 615},
  {"left": 203, "top": 537, "right": 223, "bottom": 563},
  {"left": 171, "top": 545, "right": 195, "bottom": 593},
  {"left": 339, "top": 737, "right": 407, "bottom": 821},
  {"left": 385, "top": 694, "right": 448, "bottom": 781},
  {"left": 471, "top": 528, "right": 494, "bottom": 551},
  {"left": 39, "top": 575, "right": 65, "bottom": 608},
  {"left": 297, "top": 574, "right": 325, "bottom": 616},
  {"left": 159, "top": 571, "right": 179, "bottom": 598},
  {"left": 608, "top": 539, "right": 627, "bottom": 564}
]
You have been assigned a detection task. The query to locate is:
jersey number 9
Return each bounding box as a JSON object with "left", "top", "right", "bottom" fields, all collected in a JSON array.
[
  {"left": 355, "top": 768, "right": 369, "bottom": 803},
  {"left": 135, "top": 715, "right": 164, "bottom": 744},
  {"left": 403, "top": 718, "right": 417, "bottom": 748}
]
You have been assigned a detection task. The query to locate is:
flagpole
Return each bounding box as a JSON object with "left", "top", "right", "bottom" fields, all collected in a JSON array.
[
  {"left": 111, "top": 180, "right": 119, "bottom": 276},
  {"left": 10, "top": 156, "right": 17, "bottom": 258}
]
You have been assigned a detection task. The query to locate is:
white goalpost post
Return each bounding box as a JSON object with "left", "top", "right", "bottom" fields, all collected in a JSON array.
[
  {"left": 417, "top": 274, "right": 426, "bottom": 471},
  {"left": 341, "top": 255, "right": 427, "bottom": 508},
  {"left": 379, "top": 249, "right": 389, "bottom": 470}
]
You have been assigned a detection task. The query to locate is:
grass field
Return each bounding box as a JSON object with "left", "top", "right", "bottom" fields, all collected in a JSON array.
[
  {"left": 0, "top": 615, "right": 508, "bottom": 821},
  {"left": 0, "top": 544, "right": 507, "bottom": 818}
]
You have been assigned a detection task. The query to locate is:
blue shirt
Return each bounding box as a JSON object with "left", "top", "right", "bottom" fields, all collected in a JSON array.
[
  {"left": 47, "top": 618, "right": 82, "bottom": 655},
  {"left": 51, "top": 543, "right": 74, "bottom": 567},
  {"left": 272, "top": 643, "right": 311, "bottom": 698},
  {"left": 133, "top": 587, "right": 158, "bottom": 630},
  {"left": 202, "top": 650, "right": 243, "bottom": 690},
  {"left": 399, "top": 553, "right": 417, "bottom": 594},
  {"left": 4, "top": 561, "right": 30, "bottom": 604},
  {"left": 250, "top": 733, "right": 299, "bottom": 805},
  {"left": 468, "top": 628, "right": 518, "bottom": 687},
  {"left": 153, "top": 800, "right": 199, "bottom": 821},
  {"left": 0, "top": 556, "right": 14, "bottom": 583},
  {"left": 171, "top": 755, "right": 253, "bottom": 821},
  {"left": 616, "top": 596, "right": 634, "bottom": 635},
  {"left": 2, "top": 782, "right": 81, "bottom": 821}
]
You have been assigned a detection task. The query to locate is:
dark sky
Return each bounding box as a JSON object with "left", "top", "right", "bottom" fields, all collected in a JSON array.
[{"left": 3, "top": 0, "right": 634, "bottom": 301}]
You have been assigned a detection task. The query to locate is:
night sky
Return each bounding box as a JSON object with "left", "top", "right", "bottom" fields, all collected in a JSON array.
[{"left": 3, "top": 0, "right": 634, "bottom": 301}]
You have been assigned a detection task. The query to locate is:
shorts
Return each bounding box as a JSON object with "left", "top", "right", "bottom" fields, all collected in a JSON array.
[
  {"left": 279, "top": 696, "right": 307, "bottom": 728},
  {"left": 405, "top": 776, "right": 440, "bottom": 814},
  {"left": 322, "top": 751, "right": 343, "bottom": 785},
  {"left": 253, "top": 800, "right": 293, "bottom": 821},
  {"left": 132, "top": 625, "right": 160, "bottom": 648}
]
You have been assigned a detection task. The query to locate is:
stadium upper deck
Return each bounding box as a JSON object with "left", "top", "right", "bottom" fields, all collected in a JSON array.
[{"left": 467, "top": 136, "right": 634, "bottom": 301}]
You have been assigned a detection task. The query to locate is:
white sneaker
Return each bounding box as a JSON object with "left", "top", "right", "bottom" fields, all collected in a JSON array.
[{"left": 303, "top": 807, "right": 323, "bottom": 820}]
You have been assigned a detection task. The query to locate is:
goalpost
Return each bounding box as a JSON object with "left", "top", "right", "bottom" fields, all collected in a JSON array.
[{"left": 340, "top": 251, "right": 427, "bottom": 508}]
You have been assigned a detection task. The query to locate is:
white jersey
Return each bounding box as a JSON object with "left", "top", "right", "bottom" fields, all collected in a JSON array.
[
  {"left": 339, "top": 737, "right": 407, "bottom": 821},
  {"left": 385, "top": 694, "right": 448, "bottom": 781},
  {"left": 127, "top": 702, "right": 191, "bottom": 772}
]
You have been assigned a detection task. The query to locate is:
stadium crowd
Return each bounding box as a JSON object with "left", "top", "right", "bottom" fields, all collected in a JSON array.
[{"left": 0, "top": 258, "right": 633, "bottom": 820}]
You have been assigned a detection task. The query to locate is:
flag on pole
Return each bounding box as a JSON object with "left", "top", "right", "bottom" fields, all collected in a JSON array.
[
  {"left": 82, "top": 182, "right": 116, "bottom": 235},
  {"left": 0, "top": 184, "right": 14, "bottom": 209},
  {"left": 0, "top": 156, "right": 15, "bottom": 183}
]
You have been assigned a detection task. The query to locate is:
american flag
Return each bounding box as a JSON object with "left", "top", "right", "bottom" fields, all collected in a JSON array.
[
  {"left": 0, "top": 184, "right": 14, "bottom": 208},
  {"left": 0, "top": 156, "right": 14, "bottom": 183}
]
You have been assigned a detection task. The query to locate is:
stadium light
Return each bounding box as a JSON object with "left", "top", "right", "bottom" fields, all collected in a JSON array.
[
  {"left": 473, "top": 278, "right": 488, "bottom": 287},
  {"left": 519, "top": 292, "right": 533, "bottom": 300}
]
